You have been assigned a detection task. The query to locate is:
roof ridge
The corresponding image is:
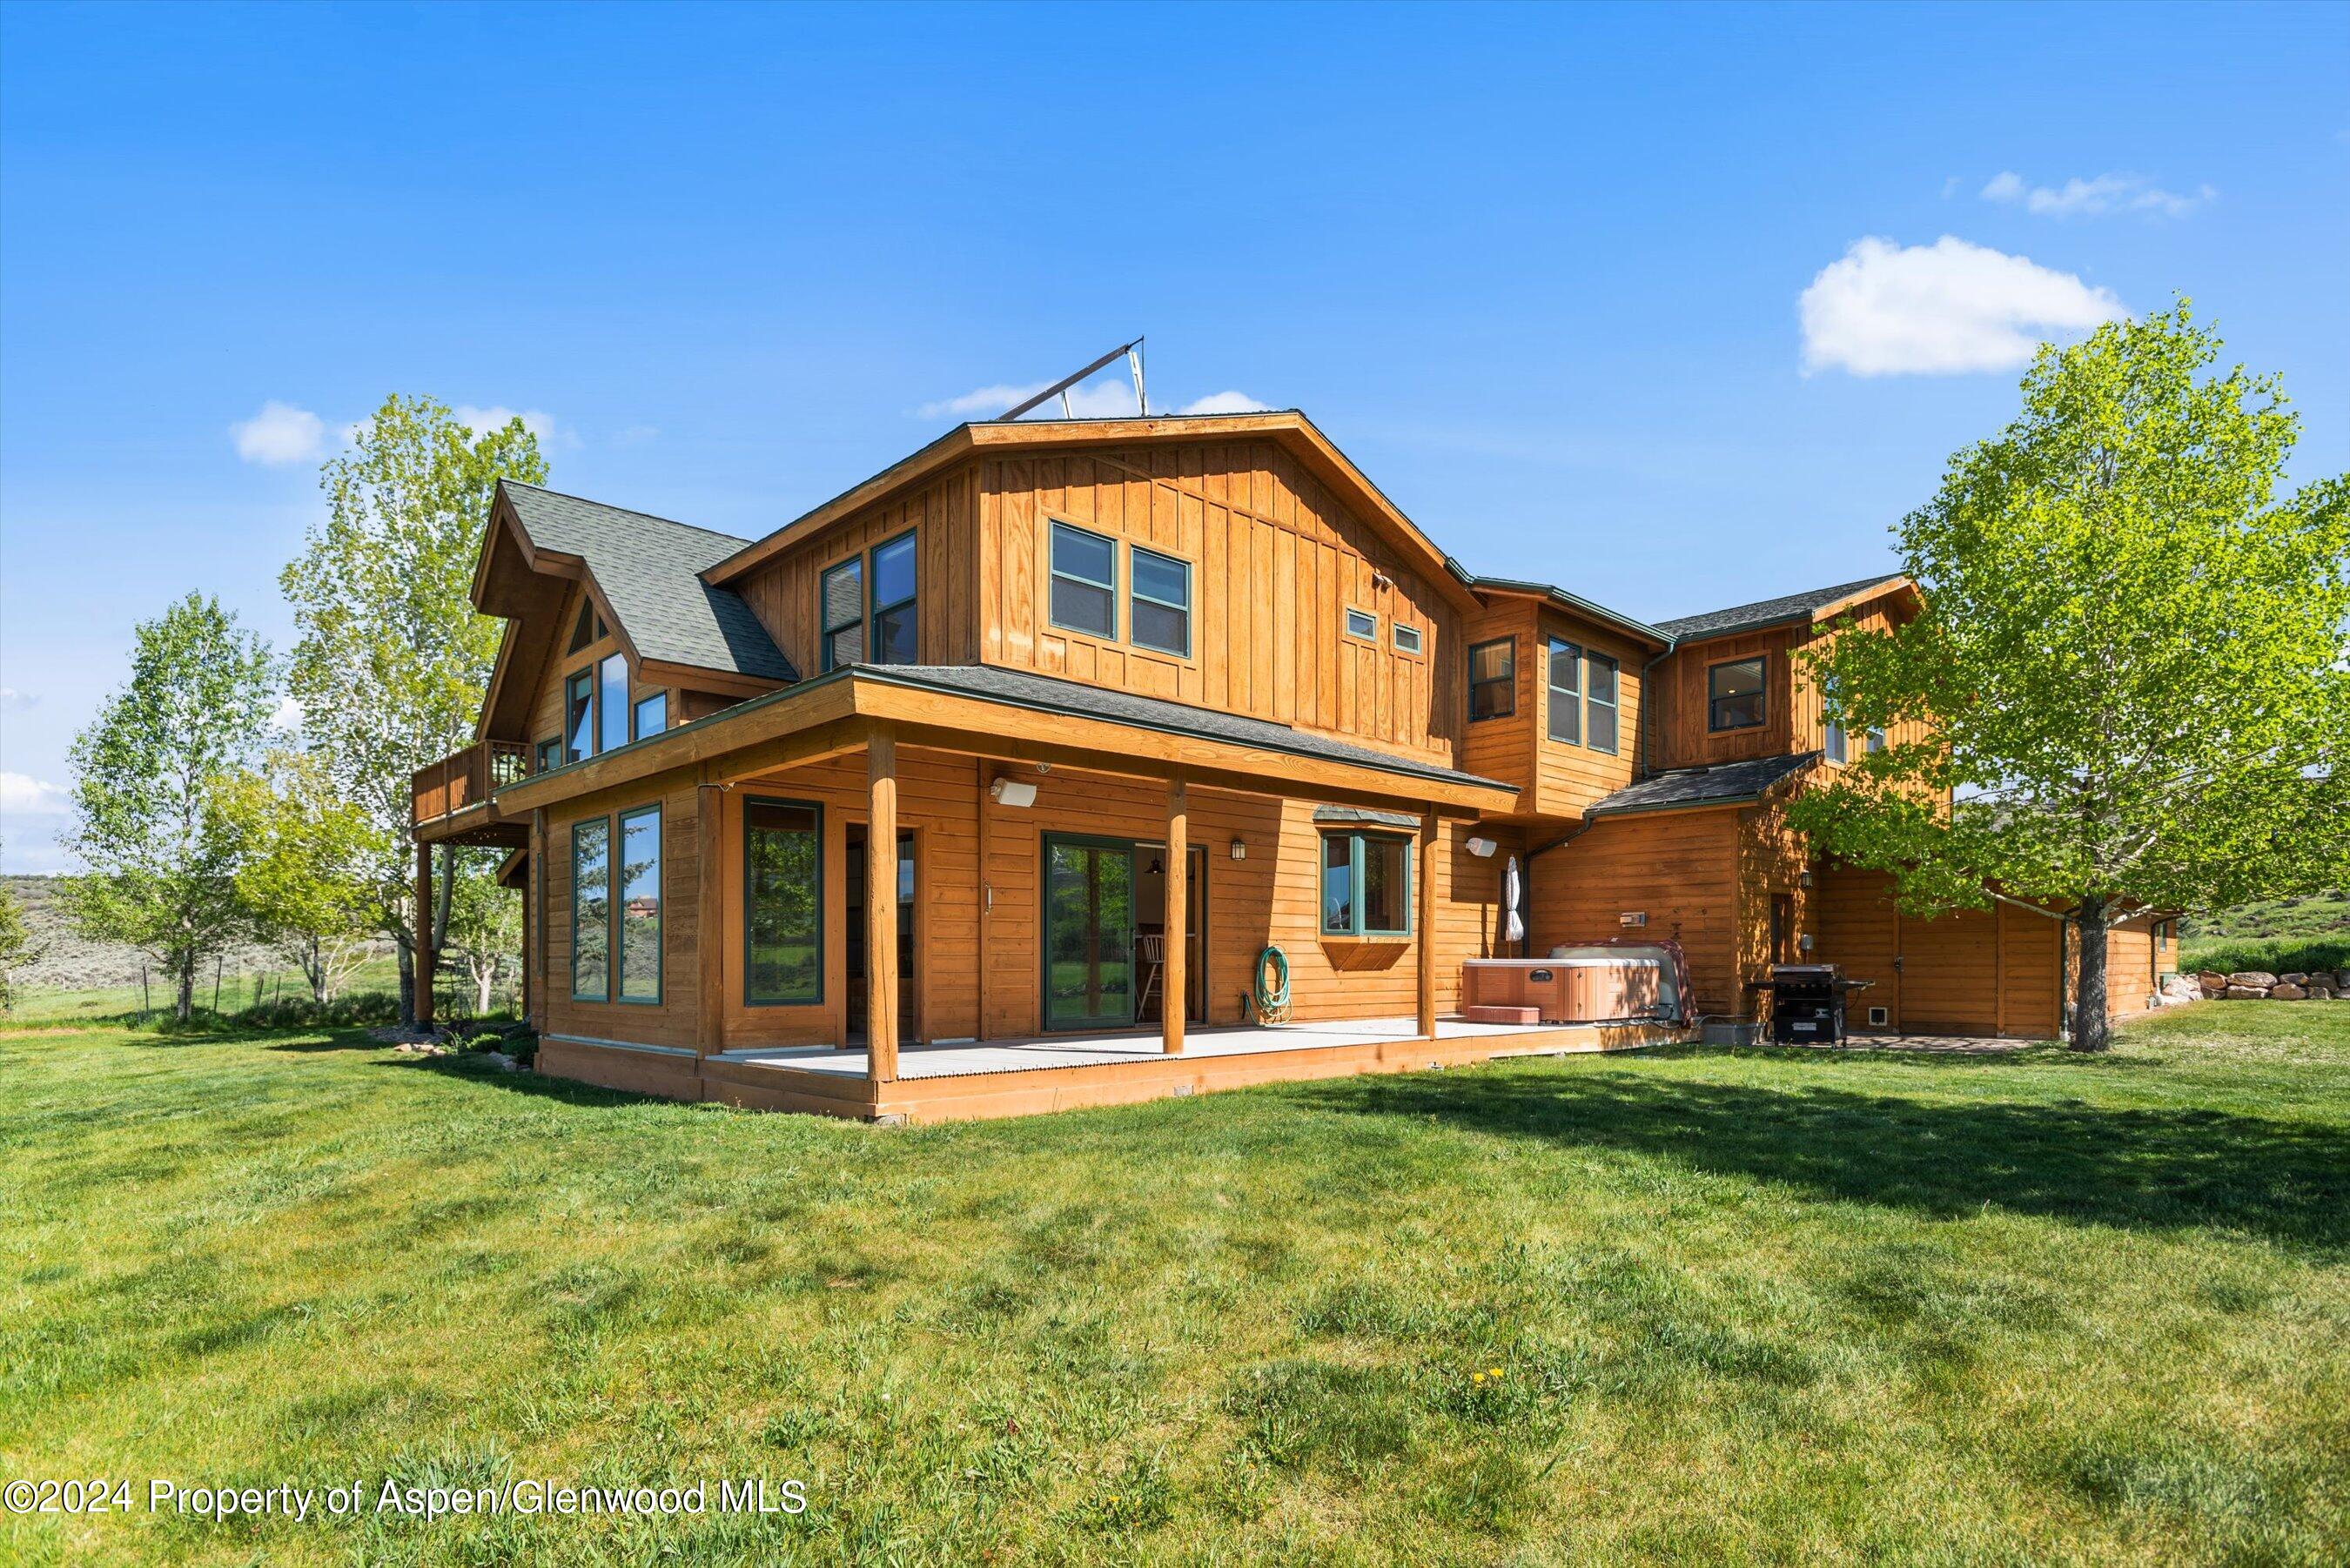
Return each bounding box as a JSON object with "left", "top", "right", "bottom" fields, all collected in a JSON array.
[
  {"left": 502, "top": 479, "right": 756, "bottom": 551},
  {"left": 1652, "top": 572, "right": 1906, "bottom": 633}
]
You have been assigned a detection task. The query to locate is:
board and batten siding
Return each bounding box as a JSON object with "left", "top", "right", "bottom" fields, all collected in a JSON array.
[
  {"left": 1460, "top": 594, "right": 1649, "bottom": 823},
  {"left": 977, "top": 443, "right": 1460, "bottom": 764}
]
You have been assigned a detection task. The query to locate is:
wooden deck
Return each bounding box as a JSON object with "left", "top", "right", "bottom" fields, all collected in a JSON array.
[{"left": 539, "top": 1014, "right": 1686, "bottom": 1124}]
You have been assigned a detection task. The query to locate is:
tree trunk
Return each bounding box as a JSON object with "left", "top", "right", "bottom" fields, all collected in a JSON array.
[
  {"left": 174, "top": 964, "right": 195, "bottom": 1022},
  {"left": 474, "top": 962, "right": 494, "bottom": 1017},
  {"left": 395, "top": 935, "right": 416, "bottom": 1027},
  {"left": 2071, "top": 895, "right": 2111, "bottom": 1053}
]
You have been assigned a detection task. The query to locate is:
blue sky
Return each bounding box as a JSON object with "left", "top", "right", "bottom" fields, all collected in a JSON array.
[{"left": 3, "top": 1, "right": 2345, "bottom": 872}]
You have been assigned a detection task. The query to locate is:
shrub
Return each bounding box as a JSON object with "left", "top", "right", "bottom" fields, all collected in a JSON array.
[{"left": 2179, "top": 935, "right": 2350, "bottom": 977}]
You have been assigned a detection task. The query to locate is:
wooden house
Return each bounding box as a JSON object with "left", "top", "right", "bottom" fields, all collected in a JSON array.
[{"left": 412, "top": 410, "right": 2168, "bottom": 1122}]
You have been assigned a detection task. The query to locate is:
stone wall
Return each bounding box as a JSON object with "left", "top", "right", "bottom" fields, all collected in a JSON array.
[{"left": 2192, "top": 969, "right": 2350, "bottom": 1002}]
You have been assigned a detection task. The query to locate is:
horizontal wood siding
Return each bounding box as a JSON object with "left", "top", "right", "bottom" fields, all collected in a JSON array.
[
  {"left": 542, "top": 774, "right": 704, "bottom": 1049},
  {"left": 979, "top": 443, "right": 1458, "bottom": 763},
  {"left": 1528, "top": 809, "right": 1742, "bottom": 1017}
]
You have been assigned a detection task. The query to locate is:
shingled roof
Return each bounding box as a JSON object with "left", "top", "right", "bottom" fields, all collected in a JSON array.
[
  {"left": 1586, "top": 751, "right": 1819, "bottom": 817},
  {"left": 1652, "top": 573, "right": 1906, "bottom": 643},
  {"left": 850, "top": 665, "right": 1513, "bottom": 793},
  {"left": 501, "top": 481, "right": 796, "bottom": 683}
]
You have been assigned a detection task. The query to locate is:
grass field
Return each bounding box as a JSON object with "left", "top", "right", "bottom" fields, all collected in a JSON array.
[{"left": 3, "top": 1008, "right": 2347, "bottom": 1564}]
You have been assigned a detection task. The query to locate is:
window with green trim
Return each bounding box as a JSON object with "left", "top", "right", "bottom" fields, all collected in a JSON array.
[
  {"left": 870, "top": 531, "right": 919, "bottom": 664},
  {"left": 1546, "top": 636, "right": 1581, "bottom": 743},
  {"left": 745, "top": 798, "right": 822, "bottom": 1005},
  {"left": 1587, "top": 651, "right": 1620, "bottom": 754},
  {"left": 564, "top": 669, "right": 594, "bottom": 762},
  {"left": 1129, "top": 546, "right": 1191, "bottom": 655},
  {"left": 1048, "top": 521, "right": 1117, "bottom": 639},
  {"left": 534, "top": 736, "right": 561, "bottom": 774},
  {"left": 821, "top": 556, "right": 864, "bottom": 671},
  {"left": 571, "top": 818, "right": 610, "bottom": 1001},
  {"left": 631, "top": 691, "right": 666, "bottom": 740},
  {"left": 616, "top": 806, "right": 661, "bottom": 1003},
  {"left": 1320, "top": 832, "right": 1412, "bottom": 936}
]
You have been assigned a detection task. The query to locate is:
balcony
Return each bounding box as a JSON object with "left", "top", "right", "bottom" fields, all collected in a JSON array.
[{"left": 412, "top": 740, "right": 529, "bottom": 828}]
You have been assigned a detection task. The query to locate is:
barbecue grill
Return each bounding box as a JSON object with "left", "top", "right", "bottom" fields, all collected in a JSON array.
[{"left": 1754, "top": 964, "right": 1874, "bottom": 1044}]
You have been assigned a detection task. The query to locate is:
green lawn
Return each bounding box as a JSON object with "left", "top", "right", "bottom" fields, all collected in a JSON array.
[{"left": 3, "top": 1008, "right": 2347, "bottom": 1565}]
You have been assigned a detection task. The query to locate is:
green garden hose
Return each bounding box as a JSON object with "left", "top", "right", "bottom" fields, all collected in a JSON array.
[{"left": 1253, "top": 945, "right": 1291, "bottom": 1019}]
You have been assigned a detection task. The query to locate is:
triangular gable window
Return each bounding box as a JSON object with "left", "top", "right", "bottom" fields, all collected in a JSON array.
[{"left": 567, "top": 599, "right": 596, "bottom": 653}]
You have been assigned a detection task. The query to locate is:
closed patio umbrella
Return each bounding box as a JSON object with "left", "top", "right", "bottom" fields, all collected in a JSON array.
[{"left": 1503, "top": 854, "right": 1525, "bottom": 954}]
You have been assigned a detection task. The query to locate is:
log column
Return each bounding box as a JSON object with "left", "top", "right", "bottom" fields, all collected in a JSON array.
[
  {"left": 1416, "top": 808, "right": 1440, "bottom": 1040},
  {"left": 414, "top": 838, "right": 436, "bottom": 1027},
  {"left": 865, "top": 727, "right": 900, "bottom": 1087},
  {"left": 697, "top": 782, "right": 725, "bottom": 1059},
  {"left": 1163, "top": 778, "right": 1187, "bottom": 1055}
]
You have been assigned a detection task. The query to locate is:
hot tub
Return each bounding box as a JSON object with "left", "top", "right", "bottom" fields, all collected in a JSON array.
[{"left": 1460, "top": 943, "right": 1685, "bottom": 1025}]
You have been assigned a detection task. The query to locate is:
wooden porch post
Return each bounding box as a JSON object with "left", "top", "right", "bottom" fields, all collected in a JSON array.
[
  {"left": 1163, "top": 778, "right": 1187, "bottom": 1055},
  {"left": 866, "top": 727, "right": 900, "bottom": 1087},
  {"left": 529, "top": 810, "right": 547, "bottom": 1033},
  {"left": 697, "top": 782, "right": 725, "bottom": 1059},
  {"left": 414, "top": 837, "right": 436, "bottom": 1028},
  {"left": 1416, "top": 807, "right": 1439, "bottom": 1040}
]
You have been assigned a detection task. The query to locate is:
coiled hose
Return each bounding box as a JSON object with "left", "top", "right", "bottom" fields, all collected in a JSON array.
[{"left": 1252, "top": 945, "right": 1291, "bottom": 1021}]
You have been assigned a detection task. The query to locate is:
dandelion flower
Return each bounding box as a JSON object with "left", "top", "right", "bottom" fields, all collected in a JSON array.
[{"left": 1489, "top": 1367, "right": 1503, "bottom": 1377}]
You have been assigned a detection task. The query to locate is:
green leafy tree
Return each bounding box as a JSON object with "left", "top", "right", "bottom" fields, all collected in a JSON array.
[
  {"left": 1790, "top": 304, "right": 2350, "bottom": 1050},
  {"left": 217, "top": 752, "right": 386, "bottom": 1002},
  {"left": 0, "top": 856, "right": 37, "bottom": 1016},
  {"left": 279, "top": 395, "right": 547, "bottom": 1024},
  {"left": 60, "top": 594, "right": 279, "bottom": 1021},
  {"left": 440, "top": 848, "right": 522, "bottom": 1018}
]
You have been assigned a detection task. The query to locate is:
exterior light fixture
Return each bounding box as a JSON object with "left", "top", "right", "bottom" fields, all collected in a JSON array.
[
  {"left": 990, "top": 778, "right": 1037, "bottom": 808},
  {"left": 1466, "top": 837, "right": 1498, "bottom": 858},
  {"left": 1229, "top": 839, "right": 1246, "bottom": 861}
]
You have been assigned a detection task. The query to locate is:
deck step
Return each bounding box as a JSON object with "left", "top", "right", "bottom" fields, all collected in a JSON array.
[{"left": 1460, "top": 1004, "right": 1543, "bottom": 1025}]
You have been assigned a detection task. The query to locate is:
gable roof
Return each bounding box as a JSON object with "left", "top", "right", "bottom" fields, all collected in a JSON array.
[
  {"left": 1447, "top": 563, "right": 1671, "bottom": 647},
  {"left": 1652, "top": 573, "right": 1909, "bottom": 643},
  {"left": 699, "top": 411, "right": 1482, "bottom": 613},
  {"left": 1586, "top": 751, "right": 1819, "bottom": 817},
  {"left": 499, "top": 481, "right": 797, "bottom": 683}
]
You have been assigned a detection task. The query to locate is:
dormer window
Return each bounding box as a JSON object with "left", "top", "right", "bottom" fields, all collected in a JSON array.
[{"left": 1708, "top": 657, "right": 1766, "bottom": 732}]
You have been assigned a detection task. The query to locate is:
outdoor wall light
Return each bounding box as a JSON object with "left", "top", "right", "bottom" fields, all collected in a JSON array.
[
  {"left": 1466, "top": 837, "right": 1498, "bottom": 858},
  {"left": 1229, "top": 839, "right": 1246, "bottom": 861},
  {"left": 989, "top": 777, "right": 1037, "bottom": 808}
]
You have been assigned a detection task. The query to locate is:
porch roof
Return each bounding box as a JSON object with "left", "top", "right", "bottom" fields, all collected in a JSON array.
[
  {"left": 1585, "top": 750, "right": 1820, "bottom": 817},
  {"left": 493, "top": 661, "right": 1520, "bottom": 816}
]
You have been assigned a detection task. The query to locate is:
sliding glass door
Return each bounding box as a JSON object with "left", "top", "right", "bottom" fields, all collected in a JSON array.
[{"left": 1042, "top": 835, "right": 1135, "bottom": 1030}]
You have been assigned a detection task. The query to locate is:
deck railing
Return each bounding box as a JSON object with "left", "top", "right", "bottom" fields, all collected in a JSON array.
[{"left": 412, "top": 740, "right": 529, "bottom": 825}]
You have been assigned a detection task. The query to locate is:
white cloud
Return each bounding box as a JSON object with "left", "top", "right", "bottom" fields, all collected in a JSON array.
[
  {"left": 1177, "top": 391, "right": 1271, "bottom": 415},
  {"left": 1798, "top": 236, "right": 2128, "bottom": 377},
  {"left": 0, "top": 772, "right": 70, "bottom": 815},
  {"left": 0, "top": 687, "right": 33, "bottom": 713},
  {"left": 271, "top": 694, "right": 304, "bottom": 734},
  {"left": 453, "top": 405, "right": 560, "bottom": 444},
  {"left": 920, "top": 384, "right": 1045, "bottom": 419},
  {"left": 1981, "top": 170, "right": 2213, "bottom": 218},
  {"left": 232, "top": 401, "right": 326, "bottom": 466},
  {"left": 614, "top": 424, "right": 661, "bottom": 447}
]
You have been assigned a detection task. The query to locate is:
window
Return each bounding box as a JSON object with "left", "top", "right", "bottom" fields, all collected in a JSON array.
[
  {"left": 1048, "top": 522, "right": 1117, "bottom": 638},
  {"left": 1468, "top": 637, "right": 1515, "bottom": 720},
  {"left": 534, "top": 736, "right": 561, "bottom": 774},
  {"left": 821, "top": 556, "right": 864, "bottom": 672},
  {"left": 1129, "top": 546, "right": 1192, "bottom": 655},
  {"left": 616, "top": 807, "right": 661, "bottom": 1003},
  {"left": 1587, "top": 652, "right": 1619, "bottom": 754},
  {"left": 1345, "top": 606, "right": 1379, "bottom": 642},
  {"left": 1393, "top": 623, "right": 1424, "bottom": 656},
  {"left": 571, "top": 818, "right": 610, "bottom": 1001},
  {"left": 567, "top": 600, "right": 595, "bottom": 653},
  {"left": 870, "top": 532, "right": 919, "bottom": 664},
  {"left": 597, "top": 653, "right": 628, "bottom": 753},
  {"left": 1866, "top": 727, "right": 1887, "bottom": 754},
  {"left": 1547, "top": 637, "right": 1581, "bottom": 744},
  {"left": 1708, "top": 657, "right": 1766, "bottom": 731},
  {"left": 1320, "top": 832, "right": 1412, "bottom": 937},
  {"left": 744, "top": 798, "right": 822, "bottom": 1005},
  {"left": 1823, "top": 676, "right": 1847, "bottom": 763},
  {"left": 632, "top": 691, "right": 667, "bottom": 740},
  {"left": 564, "top": 670, "right": 594, "bottom": 763}
]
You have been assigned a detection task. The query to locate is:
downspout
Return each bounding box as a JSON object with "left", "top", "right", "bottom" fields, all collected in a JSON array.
[{"left": 1636, "top": 642, "right": 1675, "bottom": 781}]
